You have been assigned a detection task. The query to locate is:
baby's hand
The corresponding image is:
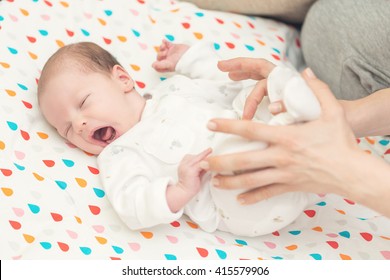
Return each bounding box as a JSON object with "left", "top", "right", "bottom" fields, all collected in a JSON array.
[
  {"left": 152, "top": 39, "right": 190, "bottom": 72},
  {"left": 177, "top": 148, "right": 212, "bottom": 195},
  {"left": 166, "top": 148, "right": 212, "bottom": 213}
]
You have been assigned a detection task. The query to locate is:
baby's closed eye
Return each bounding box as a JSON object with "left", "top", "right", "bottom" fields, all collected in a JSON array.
[{"left": 80, "top": 94, "right": 90, "bottom": 108}]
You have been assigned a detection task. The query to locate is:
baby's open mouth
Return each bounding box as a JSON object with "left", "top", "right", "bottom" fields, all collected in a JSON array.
[{"left": 93, "top": 126, "right": 116, "bottom": 143}]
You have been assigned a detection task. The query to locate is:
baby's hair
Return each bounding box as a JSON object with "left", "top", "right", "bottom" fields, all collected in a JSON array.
[{"left": 37, "top": 42, "right": 122, "bottom": 97}]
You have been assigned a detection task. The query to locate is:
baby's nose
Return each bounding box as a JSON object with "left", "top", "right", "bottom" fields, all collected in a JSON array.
[{"left": 74, "top": 120, "right": 87, "bottom": 134}]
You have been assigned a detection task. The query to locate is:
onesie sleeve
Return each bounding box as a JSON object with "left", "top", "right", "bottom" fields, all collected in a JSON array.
[
  {"left": 175, "top": 41, "right": 230, "bottom": 81},
  {"left": 97, "top": 146, "right": 183, "bottom": 231}
]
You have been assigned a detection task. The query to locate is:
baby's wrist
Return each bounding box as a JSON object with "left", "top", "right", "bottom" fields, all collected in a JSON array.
[
  {"left": 166, "top": 182, "right": 197, "bottom": 213},
  {"left": 176, "top": 181, "right": 199, "bottom": 197}
]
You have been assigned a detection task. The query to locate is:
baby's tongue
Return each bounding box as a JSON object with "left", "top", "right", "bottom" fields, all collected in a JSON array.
[{"left": 101, "top": 127, "right": 114, "bottom": 141}]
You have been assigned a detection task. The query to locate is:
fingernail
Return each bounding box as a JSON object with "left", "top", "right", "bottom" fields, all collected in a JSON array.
[
  {"left": 305, "top": 68, "right": 316, "bottom": 79},
  {"left": 207, "top": 121, "right": 217, "bottom": 130},
  {"left": 268, "top": 102, "right": 282, "bottom": 114},
  {"left": 211, "top": 177, "right": 219, "bottom": 187},
  {"left": 237, "top": 196, "right": 246, "bottom": 205},
  {"left": 199, "top": 161, "right": 209, "bottom": 170}
]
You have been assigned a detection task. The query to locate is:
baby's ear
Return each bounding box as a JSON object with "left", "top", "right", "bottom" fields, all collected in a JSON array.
[{"left": 112, "top": 65, "right": 134, "bottom": 93}]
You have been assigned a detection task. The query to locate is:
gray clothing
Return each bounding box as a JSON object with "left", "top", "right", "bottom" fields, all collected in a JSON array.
[{"left": 301, "top": 0, "right": 390, "bottom": 100}]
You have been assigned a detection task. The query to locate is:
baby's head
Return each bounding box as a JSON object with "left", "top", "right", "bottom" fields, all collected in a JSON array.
[{"left": 38, "top": 42, "right": 146, "bottom": 155}]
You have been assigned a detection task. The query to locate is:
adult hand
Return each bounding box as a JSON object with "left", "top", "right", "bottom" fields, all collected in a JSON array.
[
  {"left": 218, "top": 58, "right": 275, "bottom": 120},
  {"left": 202, "top": 68, "right": 390, "bottom": 217}
]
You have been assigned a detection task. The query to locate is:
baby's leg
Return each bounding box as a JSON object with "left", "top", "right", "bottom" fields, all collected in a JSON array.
[
  {"left": 210, "top": 67, "right": 320, "bottom": 237},
  {"left": 210, "top": 130, "right": 312, "bottom": 236},
  {"left": 210, "top": 184, "right": 311, "bottom": 237},
  {"left": 210, "top": 108, "right": 311, "bottom": 236}
]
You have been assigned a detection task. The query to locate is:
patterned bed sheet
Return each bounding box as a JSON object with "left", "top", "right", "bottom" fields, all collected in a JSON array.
[{"left": 0, "top": 0, "right": 389, "bottom": 260}]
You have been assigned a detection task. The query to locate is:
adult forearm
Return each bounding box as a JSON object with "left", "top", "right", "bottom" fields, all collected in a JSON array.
[
  {"left": 342, "top": 88, "right": 390, "bottom": 138},
  {"left": 346, "top": 150, "right": 390, "bottom": 217}
]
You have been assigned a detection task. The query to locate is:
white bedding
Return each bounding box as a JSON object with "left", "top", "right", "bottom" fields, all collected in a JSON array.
[{"left": 0, "top": 0, "right": 389, "bottom": 260}]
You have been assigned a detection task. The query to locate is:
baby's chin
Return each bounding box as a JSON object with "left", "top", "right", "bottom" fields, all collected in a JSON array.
[
  {"left": 74, "top": 143, "right": 104, "bottom": 156},
  {"left": 69, "top": 138, "right": 113, "bottom": 155},
  {"left": 87, "top": 146, "right": 105, "bottom": 156}
]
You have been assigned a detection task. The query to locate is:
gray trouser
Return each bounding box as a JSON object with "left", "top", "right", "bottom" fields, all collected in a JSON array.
[{"left": 301, "top": 0, "right": 390, "bottom": 100}]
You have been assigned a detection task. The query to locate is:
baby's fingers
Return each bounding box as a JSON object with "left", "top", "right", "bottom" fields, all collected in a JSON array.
[
  {"left": 181, "top": 148, "right": 212, "bottom": 166},
  {"left": 195, "top": 148, "right": 213, "bottom": 162},
  {"left": 158, "top": 39, "right": 169, "bottom": 51},
  {"left": 152, "top": 60, "right": 173, "bottom": 72},
  {"left": 156, "top": 49, "right": 168, "bottom": 61},
  {"left": 185, "top": 148, "right": 212, "bottom": 167}
]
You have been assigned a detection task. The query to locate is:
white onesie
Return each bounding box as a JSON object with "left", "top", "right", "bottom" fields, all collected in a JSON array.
[{"left": 97, "top": 42, "right": 320, "bottom": 236}]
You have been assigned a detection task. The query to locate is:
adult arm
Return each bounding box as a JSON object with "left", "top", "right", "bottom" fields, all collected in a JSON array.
[{"left": 341, "top": 88, "right": 390, "bottom": 138}]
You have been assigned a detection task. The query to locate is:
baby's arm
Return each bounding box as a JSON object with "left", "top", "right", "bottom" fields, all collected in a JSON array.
[
  {"left": 166, "top": 148, "right": 212, "bottom": 213},
  {"left": 153, "top": 40, "right": 230, "bottom": 80}
]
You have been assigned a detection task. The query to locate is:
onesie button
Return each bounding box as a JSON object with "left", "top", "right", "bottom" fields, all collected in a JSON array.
[
  {"left": 273, "top": 216, "right": 284, "bottom": 223},
  {"left": 218, "top": 208, "right": 225, "bottom": 219},
  {"left": 143, "top": 93, "right": 153, "bottom": 100}
]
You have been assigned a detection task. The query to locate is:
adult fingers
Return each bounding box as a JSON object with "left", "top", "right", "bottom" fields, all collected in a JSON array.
[
  {"left": 301, "top": 68, "right": 343, "bottom": 116},
  {"left": 218, "top": 58, "right": 275, "bottom": 79},
  {"left": 237, "top": 183, "right": 293, "bottom": 204},
  {"left": 212, "top": 167, "right": 289, "bottom": 191},
  {"left": 242, "top": 79, "right": 267, "bottom": 120},
  {"left": 227, "top": 71, "right": 259, "bottom": 81},
  {"left": 207, "top": 118, "right": 288, "bottom": 144},
  {"left": 268, "top": 101, "right": 286, "bottom": 115},
  {"left": 204, "top": 146, "right": 286, "bottom": 173}
]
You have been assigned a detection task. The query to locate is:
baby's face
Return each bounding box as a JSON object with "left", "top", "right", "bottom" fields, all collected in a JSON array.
[{"left": 39, "top": 65, "right": 146, "bottom": 155}]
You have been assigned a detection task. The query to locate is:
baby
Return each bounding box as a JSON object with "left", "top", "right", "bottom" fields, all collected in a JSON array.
[{"left": 38, "top": 41, "right": 319, "bottom": 236}]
